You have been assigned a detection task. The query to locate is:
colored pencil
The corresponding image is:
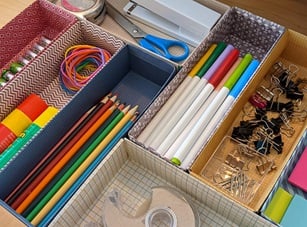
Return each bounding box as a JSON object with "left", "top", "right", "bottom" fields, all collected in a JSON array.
[
  {"left": 29, "top": 105, "right": 138, "bottom": 225},
  {"left": 37, "top": 115, "right": 137, "bottom": 227},
  {"left": 25, "top": 105, "right": 129, "bottom": 221},
  {"left": 15, "top": 99, "right": 117, "bottom": 213},
  {"left": 6, "top": 94, "right": 113, "bottom": 207},
  {"left": 21, "top": 103, "right": 123, "bottom": 217}
]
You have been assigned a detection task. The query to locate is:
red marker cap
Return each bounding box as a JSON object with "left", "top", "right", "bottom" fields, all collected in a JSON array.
[{"left": 17, "top": 94, "right": 48, "bottom": 121}]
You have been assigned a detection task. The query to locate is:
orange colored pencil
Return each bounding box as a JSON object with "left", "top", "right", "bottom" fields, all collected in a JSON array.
[{"left": 15, "top": 100, "right": 118, "bottom": 214}]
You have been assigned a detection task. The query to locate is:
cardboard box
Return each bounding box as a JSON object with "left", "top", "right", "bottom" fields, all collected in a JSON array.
[
  {"left": 0, "top": 18, "right": 125, "bottom": 121},
  {"left": 0, "top": 0, "right": 77, "bottom": 119},
  {"left": 0, "top": 17, "right": 125, "bottom": 197},
  {"left": 129, "top": 7, "right": 285, "bottom": 162},
  {"left": 0, "top": 42, "right": 176, "bottom": 200},
  {"left": 50, "top": 139, "right": 274, "bottom": 226},
  {"left": 191, "top": 29, "right": 307, "bottom": 211}
]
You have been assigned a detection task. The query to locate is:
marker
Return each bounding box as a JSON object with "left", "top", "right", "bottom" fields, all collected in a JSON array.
[
  {"left": 180, "top": 59, "right": 260, "bottom": 169},
  {"left": 162, "top": 58, "right": 242, "bottom": 160},
  {"left": 138, "top": 43, "right": 224, "bottom": 146},
  {"left": 196, "top": 42, "right": 227, "bottom": 77},
  {"left": 156, "top": 47, "right": 239, "bottom": 155},
  {"left": 148, "top": 43, "right": 232, "bottom": 150},
  {"left": 171, "top": 53, "right": 253, "bottom": 166},
  {"left": 188, "top": 43, "right": 217, "bottom": 76},
  {"left": 0, "top": 107, "right": 58, "bottom": 169}
]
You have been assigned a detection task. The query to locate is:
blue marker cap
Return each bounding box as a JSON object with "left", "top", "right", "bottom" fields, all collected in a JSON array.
[{"left": 229, "top": 59, "right": 260, "bottom": 98}]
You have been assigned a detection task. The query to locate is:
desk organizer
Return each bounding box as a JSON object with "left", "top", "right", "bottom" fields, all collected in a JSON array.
[
  {"left": 0, "top": 42, "right": 176, "bottom": 201},
  {"left": 0, "top": 17, "right": 125, "bottom": 194},
  {"left": 50, "top": 139, "right": 274, "bottom": 227},
  {"left": 260, "top": 130, "right": 307, "bottom": 225},
  {"left": 129, "top": 7, "right": 285, "bottom": 163},
  {"left": 191, "top": 29, "right": 307, "bottom": 211},
  {"left": 0, "top": 0, "right": 77, "bottom": 100},
  {"left": 0, "top": 18, "right": 124, "bottom": 121},
  {"left": 1, "top": 0, "right": 307, "bottom": 226},
  {"left": 201, "top": 136, "right": 274, "bottom": 205}
]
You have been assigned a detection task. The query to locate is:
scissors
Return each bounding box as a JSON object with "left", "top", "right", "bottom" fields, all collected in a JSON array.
[{"left": 106, "top": 4, "right": 189, "bottom": 62}]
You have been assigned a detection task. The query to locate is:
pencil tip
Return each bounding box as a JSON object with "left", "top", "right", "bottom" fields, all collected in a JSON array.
[
  {"left": 122, "top": 105, "right": 131, "bottom": 113},
  {"left": 110, "top": 95, "right": 117, "bottom": 101}
]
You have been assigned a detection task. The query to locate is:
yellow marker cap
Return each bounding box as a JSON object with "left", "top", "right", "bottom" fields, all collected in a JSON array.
[
  {"left": 2, "top": 109, "right": 32, "bottom": 136},
  {"left": 33, "top": 107, "right": 58, "bottom": 128}
]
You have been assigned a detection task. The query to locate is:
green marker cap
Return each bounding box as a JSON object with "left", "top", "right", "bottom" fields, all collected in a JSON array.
[
  {"left": 171, "top": 157, "right": 181, "bottom": 166},
  {"left": 196, "top": 42, "right": 227, "bottom": 78},
  {"left": 224, "top": 53, "right": 253, "bottom": 90}
]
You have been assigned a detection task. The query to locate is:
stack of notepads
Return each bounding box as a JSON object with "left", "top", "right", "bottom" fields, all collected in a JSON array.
[
  {"left": 264, "top": 187, "right": 307, "bottom": 227},
  {"left": 3, "top": 93, "right": 138, "bottom": 226},
  {"left": 136, "top": 41, "right": 260, "bottom": 169},
  {"left": 264, "top": 145, "right": 307, "bottom": 226}
]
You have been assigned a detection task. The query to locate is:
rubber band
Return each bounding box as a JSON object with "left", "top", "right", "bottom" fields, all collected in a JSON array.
[{"left": 59, "top": 45, "right": 112, "bottom": 94}]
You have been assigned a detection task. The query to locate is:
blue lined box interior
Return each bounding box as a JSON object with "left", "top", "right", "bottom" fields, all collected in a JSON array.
[{"left": 0, "top": 44, "right": 176, "bottom": 199}]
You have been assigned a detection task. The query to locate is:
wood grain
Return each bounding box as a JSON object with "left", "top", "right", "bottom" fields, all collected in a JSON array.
[
  {"left": 218, "top": 0, "right": 307, "bottom": 35},
  {"left": 0, "top": 0, "right": 35, "bottom": 28},
  {"left": 1, "top": 0, "right": 307, "bottom": 35}
]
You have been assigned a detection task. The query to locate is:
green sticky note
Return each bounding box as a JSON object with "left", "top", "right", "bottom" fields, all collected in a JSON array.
[{"left": 263, "top": 187, "right": 293, "bottom": 223}]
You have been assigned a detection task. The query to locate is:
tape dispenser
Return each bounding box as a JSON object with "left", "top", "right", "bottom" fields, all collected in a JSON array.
[
  {"left": 101, "top": 186, "right": 199, "bottom": 227},
  {"left": 50, "top": 0, "right": 106, "bottom": 25}
]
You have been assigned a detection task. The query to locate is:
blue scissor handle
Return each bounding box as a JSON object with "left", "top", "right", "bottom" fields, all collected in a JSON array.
[{"left": 139, "top": 34, "right": 189, "bottom": 62}]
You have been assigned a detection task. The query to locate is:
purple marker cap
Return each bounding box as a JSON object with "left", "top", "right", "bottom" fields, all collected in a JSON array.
[{"left": 202, "top": 44, "right": 234, "bottom": 81}]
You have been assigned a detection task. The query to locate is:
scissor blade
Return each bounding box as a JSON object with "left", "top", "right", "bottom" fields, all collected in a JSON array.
[{"left": 106, "top": 4, "right": 147, "bottom": 39}]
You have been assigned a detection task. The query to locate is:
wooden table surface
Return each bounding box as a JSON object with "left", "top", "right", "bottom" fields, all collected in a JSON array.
[
  {"left": 218, "top": 0, "right": 307, "bottom": 36},
  {"left": 1, "top": 0, "right": 307, "bottom": 35}
]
